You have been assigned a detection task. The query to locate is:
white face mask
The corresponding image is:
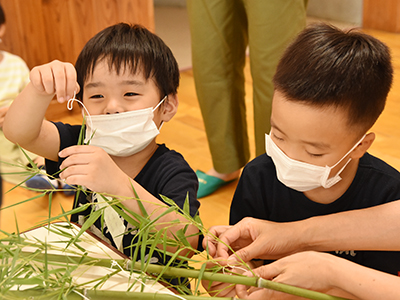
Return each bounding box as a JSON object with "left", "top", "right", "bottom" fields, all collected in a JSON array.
[
  {"left": 265, "top": 133, "right": 366, "bottom": 192},
  {"left": 83, "top": 96, "right": 166, "bottom": 157}
]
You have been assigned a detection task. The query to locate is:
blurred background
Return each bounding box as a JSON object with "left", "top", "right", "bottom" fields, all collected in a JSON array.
[{"left": 1, "top": 0, "right": 399, "bottom": 232}]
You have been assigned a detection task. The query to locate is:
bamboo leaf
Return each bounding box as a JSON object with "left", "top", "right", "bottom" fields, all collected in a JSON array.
[
  {"left": 66, "top": 209, "right": 103, "bottom": 248},
  {"left": 77, "top": 116, "right": 87, "bottom": 146},
  {"left": 48, "top": 192, "right": 54, "bottom": 229},
  {"left": 137, "top": 199, "right": 149, "bottom": 218},
  {"left": 183, "top": 193, "right": 190, "bottom": 215},
  {"left": 194, "top": 262, "right": 206, "bottom": 295},
  {"left": 0, "top": 192, "right": 47, "bottom": 211},
  {"left": 175, "top": 228, "right": 191, "bottom": 248}
]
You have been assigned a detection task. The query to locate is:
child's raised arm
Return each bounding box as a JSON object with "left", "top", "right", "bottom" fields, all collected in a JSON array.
[{"left": 3, "top": 60, "right": 78, "bottom": 162}]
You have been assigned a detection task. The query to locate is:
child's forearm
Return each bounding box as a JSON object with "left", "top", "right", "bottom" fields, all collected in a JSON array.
[
  {"left": 4, "top": 83, "right": 51, "bottom": 142},
  {"left": 3, "top": 82, "right": 59, "bottom": 160},
  {"left": 300, "top": 201, "right": 400, "bottom": 252},
  {"left": 118, "top": 178, "right": 200, "bottom": 255}
]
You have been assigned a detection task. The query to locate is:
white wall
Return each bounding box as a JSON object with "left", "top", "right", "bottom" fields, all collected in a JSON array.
[{"left": 307, "top": 0, "right": 363, "bottom": 26}]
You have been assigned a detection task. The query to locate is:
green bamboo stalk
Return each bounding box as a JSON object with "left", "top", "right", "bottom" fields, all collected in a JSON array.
[
  {"left": 0, "top": 153, "right": 350, "bottom": 300},
  {"left": 130, "top": 262, "right": 350, "bottom": 300},
  {"left": 1, "top": 290, "right": 236, "bottom": 300},
  {"left": 10, "top": 251, "right": 350, "bottom": 300}
]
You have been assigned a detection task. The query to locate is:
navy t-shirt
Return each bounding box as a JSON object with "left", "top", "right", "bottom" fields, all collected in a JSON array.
[{"left": 46, "top": 122, "right": 200, "bottom": 261}]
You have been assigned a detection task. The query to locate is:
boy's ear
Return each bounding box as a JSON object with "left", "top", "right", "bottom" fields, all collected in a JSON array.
[
  {"left": 350, "top": 132, "right": 375, "bottom": 159},
  {"left": 160, "top": 94, "right": 178, "bottom": 122}
]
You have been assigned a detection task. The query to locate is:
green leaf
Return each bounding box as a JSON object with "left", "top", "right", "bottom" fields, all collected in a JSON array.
[{"left": 67, "top": 208, "right": 103, "bottom": 248}]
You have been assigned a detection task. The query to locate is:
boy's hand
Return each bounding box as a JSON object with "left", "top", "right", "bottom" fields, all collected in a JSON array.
[
  {"left": 29, "top": 60, "right": 79, "bottom": 103},
  {"left": 58, "top": 145, "right": 130, "bottom": 195}
]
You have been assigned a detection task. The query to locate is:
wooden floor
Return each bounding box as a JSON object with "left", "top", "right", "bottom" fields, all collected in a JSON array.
[{"left": 1, "top": 27, "right": 400, "bottom": 235}]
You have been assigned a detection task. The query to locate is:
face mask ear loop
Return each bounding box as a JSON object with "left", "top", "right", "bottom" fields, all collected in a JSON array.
[
  {"left": 152, "top": 95, "right": 167, "bottom": 112},
  {"left": 322, "top": 134, "right": 367, "bottom": 187},
  {"left": 329, "top": 134, "right": 367, "bottom": 169},
  {"left": 152, "top": 95, "right": 167, "bottom": 130},
  {"left": 67, "top": 92, "right": 93, "bottom": 140}
]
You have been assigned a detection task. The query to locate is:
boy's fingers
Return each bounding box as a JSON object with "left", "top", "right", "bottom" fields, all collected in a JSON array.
[
  {"left": 31, "top": 61, "right": 77, "bottom": 102},
  {"left": 38, "top": 66, "right": 57, "bottom": 95},
  {"left": 29, "top": 67, "right": 46, "bottom": 92},
  {"left": 63, "top": 62, "right": 78, "bottom": 101},
  {"left": 52, "top": 64, "right": 68, "bottom": 102},
  {"left": 59, "top": 145, "right": 93, "bottom": 157},
  {"left": 74, "top": 82, "right": 81, "bottom": 96}
]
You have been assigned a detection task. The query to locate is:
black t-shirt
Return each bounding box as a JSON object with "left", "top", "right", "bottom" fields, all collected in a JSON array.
[
  {"left": 46, "top": 122, "right": 200, "bottom": 261},
  {"left": 231, "top": 152, "right": 400, "bottom": 275}
]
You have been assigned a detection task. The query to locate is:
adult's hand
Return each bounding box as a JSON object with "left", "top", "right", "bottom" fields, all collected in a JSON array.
[
  {"left": 213, "top": 217, "right": 305, "bottom": 262},
  {"left": 236, "top": 252, "right": 349, "bottom": 299},
  {"left": 236, "top": 251, "right": 398, "bottom": 300}
]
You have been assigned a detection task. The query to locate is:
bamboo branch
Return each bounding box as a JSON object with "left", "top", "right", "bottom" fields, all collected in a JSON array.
[
  {"left": 2, "top": 290, "right": 237, "bottom": 300},
  {"left": 9, "top": 251, "right": 350, "bottom": 300}
]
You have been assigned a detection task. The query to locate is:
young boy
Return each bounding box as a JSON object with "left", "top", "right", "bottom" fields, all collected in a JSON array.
[
  {"left": 229, "top": 23, "right": 400, "bottom": 277},
  {"left": 3, "top": 23, "right": 200, "bottom": 262}
]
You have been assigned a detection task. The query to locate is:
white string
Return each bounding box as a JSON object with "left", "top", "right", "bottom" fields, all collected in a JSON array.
[
  {"left": 73, "top": 289, "right": 90, "bottom": 300},
  {"left": 67, "top": 92, "right": 93, "bottom": 140},
  {"left": 221, "top": 264, "right": 248, "bottom": 275},
  {"left": 111, "top": 260, "right": 121, "bottom": 270},
  {"left": 257, "top": 277, "right": 263, "bottom": 288}
]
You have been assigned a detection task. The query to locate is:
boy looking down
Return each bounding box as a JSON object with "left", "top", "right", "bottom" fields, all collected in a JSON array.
[{"left": 229, "top": 23, "right": 400, "bottom": 276}]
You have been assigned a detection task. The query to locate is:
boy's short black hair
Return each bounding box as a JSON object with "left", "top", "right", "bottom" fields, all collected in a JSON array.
[
  {"left": 75, "top": 23, "right": 179, "bottom": 100},
  {"left": 0, "top": 4, "right": 5, "bottom": 25},
  {"left": 273, "top": 23, "right": 393, "bottom": 132}
]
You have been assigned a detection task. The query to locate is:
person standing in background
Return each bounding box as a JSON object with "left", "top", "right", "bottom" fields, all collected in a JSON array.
[
  {"left": 0, "top": 4, "right": 74, "bottom": 194},
  {"left": 0, "top": 4, "right": 40, "bottom": 186},
  {"left": 187, "top": 0, "right": 307, "bottom": 198}
]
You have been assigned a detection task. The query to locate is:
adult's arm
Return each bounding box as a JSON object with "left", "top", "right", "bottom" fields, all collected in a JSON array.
[{"left": 207, "top": 200, "right": 400, "bottom": 262}]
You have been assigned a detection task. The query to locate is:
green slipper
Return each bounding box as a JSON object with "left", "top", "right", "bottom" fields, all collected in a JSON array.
[{"left": 195, "top": 170, "right": 236, "bottom": 199}]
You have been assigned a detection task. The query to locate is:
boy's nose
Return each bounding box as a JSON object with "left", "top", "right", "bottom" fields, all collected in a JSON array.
[{"left": 104, "top": 98, "right": 124, "bottom": 114}]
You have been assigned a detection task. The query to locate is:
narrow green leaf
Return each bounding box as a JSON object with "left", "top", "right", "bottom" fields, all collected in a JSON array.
[{"left": 67, "top": 208, "right": 103, "bottom": 248}]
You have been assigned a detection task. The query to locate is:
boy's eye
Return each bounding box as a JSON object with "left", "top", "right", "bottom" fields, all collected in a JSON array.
[
  {"left": 307, "top": 152, "right": 324, "bottom": 157},
  {"left": 272, "top": 133, "right": 284, "bottom": 141},
  {"left": 89, "top": 94, "right": 104, "bottom": 99},
  {"left": 124, "top": 92, "right": 139, "bottom": 97}
]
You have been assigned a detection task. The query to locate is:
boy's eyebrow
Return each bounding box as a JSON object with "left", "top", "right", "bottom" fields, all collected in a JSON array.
[
  {"left": 120, "top": 80, "right": 145, "bottom": 86},
  {"left": 85, "top": 82, "right": 103, "bottom": 89},
  {"left": 301, "top": 140, "right": 331, "bottom": 150},
  {"left": 85, "top": 80, "right": 145, "bottom": 89},
  {"left": 270, "top": 121, "right": 284, "bottom": 134},
  {"left": 272, "top": 121, "right": 330, "bottom": 150}
]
